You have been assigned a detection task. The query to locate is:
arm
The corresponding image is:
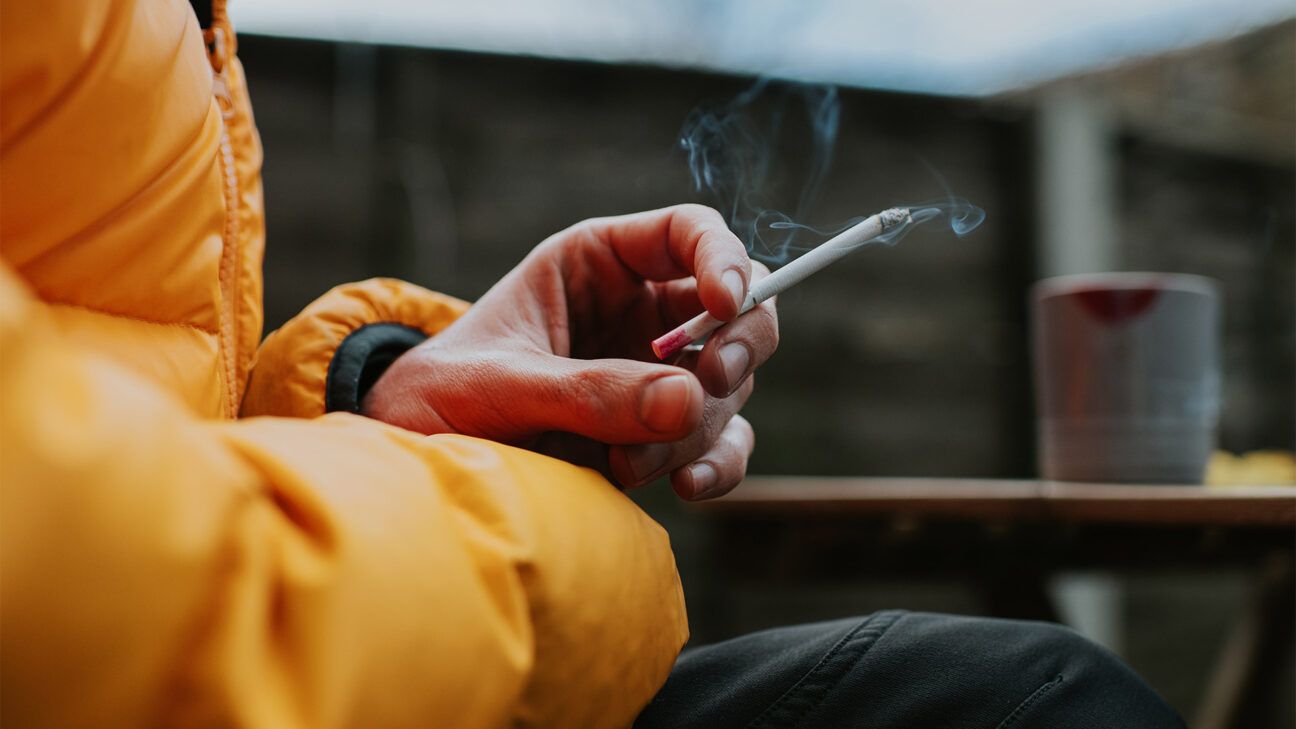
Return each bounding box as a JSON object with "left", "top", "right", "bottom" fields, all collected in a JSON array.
[
  {"left": 0, "top": 267, "right": 686, "bottom": 728},
  {"left": 243, "top": 206, "right": 778, "bottom": 502}
]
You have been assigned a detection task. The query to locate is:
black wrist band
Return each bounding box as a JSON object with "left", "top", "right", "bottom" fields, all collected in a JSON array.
[{"left": 324, "top": 323, "right": 427, "bottom": 414}]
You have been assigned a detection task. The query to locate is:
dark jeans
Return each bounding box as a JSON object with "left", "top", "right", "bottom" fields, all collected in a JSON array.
[{"left": 636, "top": 611, "right": 1184, "bottom": 728}]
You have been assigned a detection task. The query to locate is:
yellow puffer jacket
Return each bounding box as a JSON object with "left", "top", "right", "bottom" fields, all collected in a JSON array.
[{"left": 0, "top": 1, "right": 687, "bottom": 727}]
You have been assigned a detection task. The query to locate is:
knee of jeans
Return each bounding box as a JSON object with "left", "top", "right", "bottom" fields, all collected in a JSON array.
[
  {"left": 896, "top": 614, "right": 1122, "bottom": 692},
  {"left": 1012, "top": 621, "right": 1179, "bottom": 717},
  {"left": 1019, "top": 621, "right": 1116, "bottom": 672},
  {"left": 1000, "top": 617, "right": 1187, "bottom": 726}
]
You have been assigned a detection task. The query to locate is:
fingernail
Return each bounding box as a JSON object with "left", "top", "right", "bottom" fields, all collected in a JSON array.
[
  {"left": 722, "top": 269, "right": 745, "bottom": 310},
  {"left": 687, "top": 462, "right": 717, "bottom": 497},
  {"left": 627, "top": 443, "right": 672, "bottom": 485},
  {"left": 640, "top": 375, "right": 692, "bottom": 433},
  {"left": 719, "top": 343, "right": 750, "bottom": 387}
]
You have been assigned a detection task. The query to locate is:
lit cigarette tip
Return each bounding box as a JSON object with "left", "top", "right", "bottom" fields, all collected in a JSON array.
[{"left": 879, "top": 207, "right": 910, "bottom": 231}]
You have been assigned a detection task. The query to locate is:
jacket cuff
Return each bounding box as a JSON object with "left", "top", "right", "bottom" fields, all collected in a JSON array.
[
  {"left": 325, "top": 323, "right": 427, "bottom": 414},
  {"left": 242, "top": 278, "right": 469, "bottom": 419}
]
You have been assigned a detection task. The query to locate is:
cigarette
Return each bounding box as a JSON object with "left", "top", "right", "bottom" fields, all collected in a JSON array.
[{"left": 651, "top": 207, "right": 912, "bottom": 359}]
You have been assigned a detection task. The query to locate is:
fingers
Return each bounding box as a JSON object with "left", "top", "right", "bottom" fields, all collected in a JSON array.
[
  {"left": 589, "top": 204, "right": 752, "bottom": 321},
  {"left": 670, "top": 415, "right": 755, "bottom": 501},
  {"left": 609, "top": 374, "right": 754, "bottom": 488},
  {"left": 372, "top": 345, "right": 707, "bottom": 444},
  {"left": 517, "top": 355, "right": 706, "bottom": 444},
  {"left": 695, "top": 261, "right": 779, "bottom": 396}
]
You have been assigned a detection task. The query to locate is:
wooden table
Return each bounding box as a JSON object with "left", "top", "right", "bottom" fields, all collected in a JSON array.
[
  {"left": 701, "top": 477, "right": 1296, "bottom": 525},
  {"left": 694, "top": 478, "right": 1296, "bottom": 729}
]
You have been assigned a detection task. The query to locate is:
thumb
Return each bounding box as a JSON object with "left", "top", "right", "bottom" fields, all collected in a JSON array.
[{"left": 502, "top": 355, "right": 705, "bottom": 444}]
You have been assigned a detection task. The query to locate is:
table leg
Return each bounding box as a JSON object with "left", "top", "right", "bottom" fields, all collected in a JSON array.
[{"left": 1195, "top": 551, "right": 1295, "bottom": 729}]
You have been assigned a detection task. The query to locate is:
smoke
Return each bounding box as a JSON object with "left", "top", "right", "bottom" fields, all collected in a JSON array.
[
  {"left": 680, "top": 79, "right": 984, "bottom": 264},
  {"left": 679, "top": 79, "right": 841, "bottom": 264}
]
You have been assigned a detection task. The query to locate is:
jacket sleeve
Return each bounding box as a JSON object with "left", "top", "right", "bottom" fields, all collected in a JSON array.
[
  {"left": 242, "top": 278, "right": 469, "bottom": 418},
  {"left": 0, "top": 268, "right": 688, "bottom": 728}
]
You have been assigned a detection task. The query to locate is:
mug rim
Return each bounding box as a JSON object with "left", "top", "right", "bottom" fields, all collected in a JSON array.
[{"left": 1032, "top": 271, "right": 1218, "bottom": 301}]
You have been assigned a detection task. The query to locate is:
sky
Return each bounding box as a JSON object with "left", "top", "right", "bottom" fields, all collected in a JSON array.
[{"left": 230, "top": 0, "right": 1295, "bottom": 96}]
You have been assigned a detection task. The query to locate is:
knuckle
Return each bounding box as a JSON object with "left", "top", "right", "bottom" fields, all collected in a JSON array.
[
  {"left": 530, "top": 236, "right": 559, "bottom": 259},
  {"left": 564, "top": 219, "right": 599, "bottom": 244},
  {"left": 676, "top": 202, "right": 721, "bottom": 222},
  {"left": 700, "top": 231, "right": 744, "bottom": 263},
  {"left": 677, "top": 207, "right": 742, "bottom": 257},
  {"left": 564, "top": 366, "right": 613, "bottom": 416},
  {"left": 535, "top": 225, "right": 589, "bottom": 260}
]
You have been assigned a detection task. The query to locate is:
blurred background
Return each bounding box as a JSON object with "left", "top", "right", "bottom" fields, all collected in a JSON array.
[{"left": 229, "top": 0, "right": 1293, "bottom": 723}]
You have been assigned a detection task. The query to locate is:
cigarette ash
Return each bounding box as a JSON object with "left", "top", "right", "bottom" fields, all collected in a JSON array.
[
  {"left": 852, "top": 199, "right": 986, "bottom": 249},
  {"left": 757, "top": 198, "right": 984, "bottom": 257},
  {"left": 679, "top": 79, "right": 986, "bottom": 262}
]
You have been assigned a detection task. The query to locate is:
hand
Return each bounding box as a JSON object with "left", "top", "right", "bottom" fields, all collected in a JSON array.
[{"left": 363, "top": 204, "right": 779, "bottom": 500}]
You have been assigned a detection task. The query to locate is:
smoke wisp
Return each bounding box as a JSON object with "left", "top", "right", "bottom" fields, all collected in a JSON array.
[
  {"left": 680, "top": 80, "right": 985, "bottom": 264},
  {"left": 680, "top": 79, "right": 841, "bottom": 264}
]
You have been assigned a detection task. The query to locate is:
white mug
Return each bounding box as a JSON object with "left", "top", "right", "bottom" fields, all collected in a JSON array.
[{"left": 1031, "top": 272, "right": 1221, "bottom": 483}]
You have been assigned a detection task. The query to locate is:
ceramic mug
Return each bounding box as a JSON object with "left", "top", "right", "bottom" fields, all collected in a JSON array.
[{"left": 1031, "top": 272, "right": 1221, "bottom": 483}]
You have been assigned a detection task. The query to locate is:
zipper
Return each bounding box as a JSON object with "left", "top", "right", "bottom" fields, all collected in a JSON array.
[{"left": 210, "top": 24, "right": 242, "bottom": 418}]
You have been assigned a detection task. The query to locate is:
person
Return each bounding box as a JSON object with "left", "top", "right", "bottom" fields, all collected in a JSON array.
[{"left": 0, "top": 1, "right": 1184, "bottom": 727}]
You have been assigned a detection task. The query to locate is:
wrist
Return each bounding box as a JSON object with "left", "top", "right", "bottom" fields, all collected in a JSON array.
[{"left": 360, "top": 347, "right": 461, "bottom": 436}]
